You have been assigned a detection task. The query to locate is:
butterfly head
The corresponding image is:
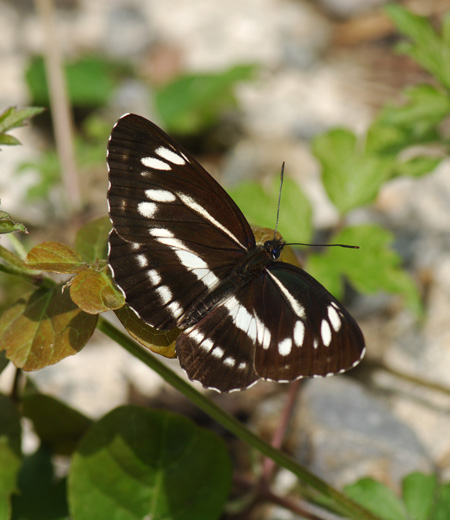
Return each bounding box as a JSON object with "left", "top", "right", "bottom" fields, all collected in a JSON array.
[{"left": 264, "top": 239, "right": 285, "bottom": 260}]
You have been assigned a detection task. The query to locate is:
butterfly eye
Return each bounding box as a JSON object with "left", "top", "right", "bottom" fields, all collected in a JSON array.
[{"left": 264, "top": 240, "right": 282, "bottom": 260}]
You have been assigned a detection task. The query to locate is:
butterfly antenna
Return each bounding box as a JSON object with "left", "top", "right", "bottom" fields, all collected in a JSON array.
[
  {"left": 274, "top": 162, "right": 358, "bottom": 250},
  {"left": 273, "top": 162, "right": 285, "bottom": 240},
  {"left": 285, "top": 242, "right": 360, "bottom": 249}
]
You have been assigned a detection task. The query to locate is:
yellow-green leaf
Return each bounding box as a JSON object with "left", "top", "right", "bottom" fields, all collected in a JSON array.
[
  {"left": 115, "top": 306, "right": 178, "bottom": 359},
  {"left": 0, "top": 284, "right": 97, "bottom": 370},
  {"left": 26, "top": 241, "right": 86, "bottom": 273},
  {"left": 75, "top": 216, "right": 111, "bottom": 263},
  {"left": 70, "top": 269, "right": 125, "bottom": 314}
]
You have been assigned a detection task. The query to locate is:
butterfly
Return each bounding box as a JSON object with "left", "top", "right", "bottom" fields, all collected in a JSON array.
[{"left": 107, "top": 113, "right": 365, "bottom": 392}]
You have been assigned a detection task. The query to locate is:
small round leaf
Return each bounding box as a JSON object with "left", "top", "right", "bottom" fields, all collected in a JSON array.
[
  {"left": 70, "top": 269, "right": 125, "bottom": 314},
  {"left": 26, "top": 241, "right": 86, "bottom": 273}
]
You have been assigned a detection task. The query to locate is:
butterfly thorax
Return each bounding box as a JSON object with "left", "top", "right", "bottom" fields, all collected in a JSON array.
[{"left": 179, "top": 239, "right": 285, "bottom": 329}]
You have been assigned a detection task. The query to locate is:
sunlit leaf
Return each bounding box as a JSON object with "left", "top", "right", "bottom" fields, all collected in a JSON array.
[
  {"left": 313, "top": 128, "right": 394, "bottom": 214},
  {"left": 345, "top": 478, "right": 406, "bottom": 520},
  {"left": 307, "top": 225, "right": 421, "bottom": 314},
  {"left": 70, "top": 269, "right": 125, "bottom": 314},
  {"left": 402, "top": 472, "right": 436, "bottom": 520},
  {"left": 26, "top": 241, "right": 86, "bottom": 274},
  {"left": 75, "top": 217, "right": 111, "bottom": 263},
  {"left": 0, "top": 284, "right": 97, "bottom": 370},
  {"left": 155, "top": 64, "right": 256, "bottom": 134},
  {"left": 229, "top": 177, "right": 312, "bottom": 243}
]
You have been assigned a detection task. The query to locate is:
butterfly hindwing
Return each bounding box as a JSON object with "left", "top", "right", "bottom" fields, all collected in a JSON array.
[
  {"left": 175, "top": 263, "right": 365, "bottom": 391},
  {"left": 254, "top": 263, "right": 365, "bottom": 381}
]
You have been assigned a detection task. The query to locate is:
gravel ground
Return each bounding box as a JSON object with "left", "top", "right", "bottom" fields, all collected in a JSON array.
[{"left": 2, "top": 0, "right": 450, "bottom": 506}]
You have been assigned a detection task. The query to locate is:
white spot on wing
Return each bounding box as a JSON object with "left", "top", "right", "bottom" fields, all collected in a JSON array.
[
  {"left": 156, "top": 285, "right": 172, "bottom": 304},
  {"left": 266, "top": 271, "right": 306, "bottom": 318},
  {"left": 211, "top": 347, "right": 224, "bottom": 358},
  {"left": 177, "top": 250, "right": 209, "bottom": 269},
  {"left": 224, "top": 296, "right": 271, "bottom": 348},
  {"left": 191, "top": 268, "right": 219, "bottom": 289},
  {"left": 321, "top": 319, "right": 332, "bottom": 347},
  {"left": 167, "top": 300, "right": 183, "bottom": 318},
  {"left": 141, "top": 156, "right": 171, "bottom": 170},
  {"left": 147, "top": 269, "right": 161, "bottom": 285},
  {"left": 155, "top": 233, "right": 220, "bottom": 288},
  {"left": 224, "top": 357, "right": 236, "bottom": 367},
  {"left": 293, "top": 321, "right": 305, "bottom": 346},
  {"left": 137, "top": 202, "right": 157, "bottom": 218},
  {"left": 177, "top": 192, "right": 246, "bottom": 250},
  {"left": 201, "top": 338, "right": 214, "bottom": 352},
  {"left": 136, "top": 254, "right": 148, "bottom": 267},
  {"left": 278, "top": 337, "right": 292, "bottom": 356},
  {"left": 190, "top": 329, "right": 205, "bottom": 344},
  {"left": 155, "top": 146, "right": 186, "bottom": 165},
  {"left": 145, "top": 189, "right": 176, "bottom": 202},
  {"left": 150, "top": 228, "right": 175, "bottom": 238},
  {"left": 328, "top": 305, "right": 342, "bottom": 332}
]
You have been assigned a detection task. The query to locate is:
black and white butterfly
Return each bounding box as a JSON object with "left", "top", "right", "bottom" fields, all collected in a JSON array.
[{"left": 107, "top": 114, "right": 365, "bottom": 392}]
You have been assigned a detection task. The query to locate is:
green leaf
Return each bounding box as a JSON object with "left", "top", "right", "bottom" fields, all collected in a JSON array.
[
  {"left": 228, "top": 177, "right": 312, "bottom": 243},
  {"left": 312, "top": 128, "right": 393, "bottom": 214},
  {"left": 25, "top": 56, "right": 125, "bottom": 108},
  {"left": 307, "top": 225, "right": 421, "bottom": 314},
  {"left": 402, "top": 472, "right": 437, "bottom": 520},
  {"left": 22, "top": 392, "right": 92, "bottom": 455},
  {"left": 0, "top": 394, "right": 22, "bottom": 520},
  {"left": 0, "top": 134, "right": 21, "bottom": 146},
  {"left": 75, "top": 217, "right": 111, "bottom": 263},
  {"left": 367, "top": 85, "right": 450, "bottom": 156},
  {"left": 0, "top": 106, "right": 45, "bottom": 148},
  {"left": 155, "top": 64, "right": 257, "bottom": 134},
  {"left": 70, "top": 269, "right": 125, "bottom": 314},
  {"left": 0, "top": 207, "right": 28, "bottom": 235},
  {"left": 378, "top": 85, "right": 450, "bottom": 132},
  {"left": 11, "top": 445, "right": 68, "bottom": 520},
  {"left": 69, "top": 406, "right": 232, "bottom": 520},
  {"left": 0, "top": 106, "right": 45, "bottom": 133},
  {"left": 0, "top": 245, "right": 36, "bottom": 280},
  {"left": 25, "top": 241, "right": 86, "bottom": 274},
  {"left": 392, "top": 156, "right": 442, "bottom": 179},
  {"left": 0, "top": 284, "right": 97, "bottom": 371},
  {"left": 433, "top": 482, "right": 450, "bottom": 520},
  {"left": 114, "top": 306, "right": 178, "bottom": 359},
  {"left": 385, "top": 5, "right": 450, "bottom": 90},
  {"left": 344, "top": 478, "right": 406, "bottom": 520}
]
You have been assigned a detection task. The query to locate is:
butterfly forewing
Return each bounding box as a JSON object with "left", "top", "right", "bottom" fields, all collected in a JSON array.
[
  {"left": 107, "top": 113, "right": 365, "bottom": 392},
  {"left": 107, "top": 114, "right": 255, "bottom": 330}
]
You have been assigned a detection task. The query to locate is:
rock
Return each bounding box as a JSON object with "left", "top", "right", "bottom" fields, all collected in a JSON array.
[{"left": 297, "top": 377, "right": 432, "bottom": 488}]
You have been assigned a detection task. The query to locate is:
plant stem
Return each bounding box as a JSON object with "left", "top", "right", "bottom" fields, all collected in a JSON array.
[{"left": 97, "top": 316, "right": 381, "bottom": 520}]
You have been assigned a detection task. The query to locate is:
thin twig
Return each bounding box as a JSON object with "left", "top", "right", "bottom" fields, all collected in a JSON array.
[{"left": 34, "top": 0, "right": 82, "bottom": 213}]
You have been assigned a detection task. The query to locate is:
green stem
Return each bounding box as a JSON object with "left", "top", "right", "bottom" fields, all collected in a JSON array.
[{"left": 97, "top": 316, "right": 381, "bottom": 520}]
